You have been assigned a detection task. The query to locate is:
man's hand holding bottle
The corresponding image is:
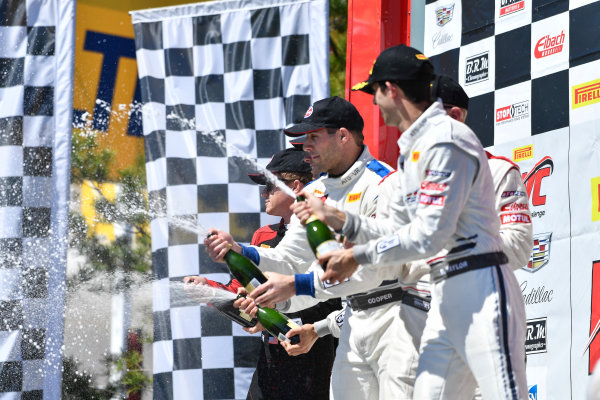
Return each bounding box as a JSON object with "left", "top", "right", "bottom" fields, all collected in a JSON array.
[{"left": 204, "top": 229, "right": 242, "bottom": 261}]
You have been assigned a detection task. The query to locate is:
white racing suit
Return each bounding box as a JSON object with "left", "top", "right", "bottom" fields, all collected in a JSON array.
[
  {"left": 282, "top": 173, "right": 431, "bottom": 400},
  {"left": 344, "top": 101, "right": 528, "bottom": 400},
  {"left": 241, "top": 146, "right": 391, "bottom": 276}
]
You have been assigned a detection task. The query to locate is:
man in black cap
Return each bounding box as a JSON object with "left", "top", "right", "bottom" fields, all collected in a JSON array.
[
  {"left": 204, "top": 96, "right": 395, "bottom": 398},
  {"left": 186, "top": 147, "right": 341, "bottom": 400},
  {"left": 291, "top": 45, "right": 528, "bottom": 399}
]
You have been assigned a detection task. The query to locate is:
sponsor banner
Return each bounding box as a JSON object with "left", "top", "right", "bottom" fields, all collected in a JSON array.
[
  {"left": 495, "top": 129, "right": 570, "bottom": 240},
  {"left": 459, "top": 37, "right": 495, "bottom": 97},
  {"left": 526, "top": 317, "right": 547, "bottom": 354},
  {"left": 530, "top": 11, "right": 569, "bottom": 79},
  {"left": 424, "top": 1, "right": 462, "bottom": 56},
  {"left": 494, "top": 0, "right": 531, "bottom": 35},
  {"left": 513, "top": 144, "right": 533, "bottom": 162},
  {"left": 493, "top": 81, "right": 531, "bottom": 144},
  {"left": 569, "top": 60, "right": 600, "bottom": 125},
  {"left": 523, "top": 232, "right": 552, "bottom": 272}
]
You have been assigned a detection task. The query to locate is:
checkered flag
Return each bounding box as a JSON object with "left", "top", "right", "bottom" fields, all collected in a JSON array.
[
  {"left": 0, "top": 0, "right": 74, "bottom": 398},
  {"left": 131, "top": 0, "right": 328, "bottom": 398}
]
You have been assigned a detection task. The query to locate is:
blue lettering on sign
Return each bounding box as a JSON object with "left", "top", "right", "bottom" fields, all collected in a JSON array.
[
  {"left": 528, "top": 384, "right": 537, "bottom": 400},
  {"left": 80, "top": 31, "right": 142, "bottom": 136}
]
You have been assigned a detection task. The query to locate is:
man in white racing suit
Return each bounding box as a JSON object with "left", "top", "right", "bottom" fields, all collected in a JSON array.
[
  {"left": 254, "top": 74, "right": 532, "bottom": 399},
  {"left": 291, "top": 45, "right": 528, "bottom": 400}
]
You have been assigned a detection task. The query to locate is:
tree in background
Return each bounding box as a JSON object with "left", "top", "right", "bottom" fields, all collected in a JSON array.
[
  {"left": 65, "top": 127, "right": 152, "bottom": 399},
  {"left": 330, "top": 0, "right": 347, "bottom": 98}
]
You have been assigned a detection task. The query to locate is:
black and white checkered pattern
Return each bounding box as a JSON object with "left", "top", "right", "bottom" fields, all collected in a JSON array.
[
  {"left": 424, "top": 1, "right": 600, "bottom": 397},
  {"left": 0, "top": 0, "right": 74, "bottom": 398},
  {"left": 131, "top": 0, "right": 328, "bottom": 398}
]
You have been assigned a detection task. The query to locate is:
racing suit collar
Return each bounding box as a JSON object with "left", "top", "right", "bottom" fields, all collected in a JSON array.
[
  {"left": 322, "top": 145, "right": 373, "bottom": 187},
  {"left": 397, "top": 100, "right": 446, "bottom": 159}
]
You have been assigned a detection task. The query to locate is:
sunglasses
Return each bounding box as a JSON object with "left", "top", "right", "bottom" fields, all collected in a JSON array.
[{"left": 262, "top": 179, "right": 293, "bottom": 194}]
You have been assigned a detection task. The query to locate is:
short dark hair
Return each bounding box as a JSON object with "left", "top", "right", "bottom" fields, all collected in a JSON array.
[
  {"left": 326, "top": 127, "right": 364, "bottom": 146},
  {"left": 379, "top": 80, "right": 432, "bottom": 104}
]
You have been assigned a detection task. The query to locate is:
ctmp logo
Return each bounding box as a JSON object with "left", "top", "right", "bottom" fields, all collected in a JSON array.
[
  {"left": 465, "top": 52, "right": 489, "bottom": 85},
  {"left": 534, "top": 30, "right": 565, "bottom": 59},
  {"left": 513, "top": 144, "right": 533, "bottom": 162},
  {"left": 522, "top": 156, "right": 554, "bottom": 208},
  {"left": 572, "top": 79, "right": 600, "bottom": 109},
  {"left": 435, "top": 4, "right": 455, "bottom": 26},
  {"left": 496, "top": 101, "right": 529, "bottom": 125},
  {"left": 523, "top": 232, "right": 552, "bottom": 273},
  {"left": 500, "top": 0, "right": 525, "bottom": 17}
]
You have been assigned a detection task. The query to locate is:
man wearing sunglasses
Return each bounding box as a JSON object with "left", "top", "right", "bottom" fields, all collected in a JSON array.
[{"left": 186, "top": 148, "right": 342, "bottom": 400}]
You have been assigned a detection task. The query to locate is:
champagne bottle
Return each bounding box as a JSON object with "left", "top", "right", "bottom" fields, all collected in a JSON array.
[
  {"left": 221, "top": 244, "right": 268, "bottom": 292},
  {"left": 296, "top": 195, "right": 343, "bottom": 269},
  {"left": 256, "top": 306, "right": 300, "bottom": 344},
  {"left": 211, "top": 298, "right": 258, "bottom": 328}
]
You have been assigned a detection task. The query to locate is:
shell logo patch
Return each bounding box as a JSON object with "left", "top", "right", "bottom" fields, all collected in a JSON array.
[
  {"left": 411, "top": 151, "right": 420, "bottom": 161},
  {"left": 347, "top": 192, "right": 361, "bottom": 203}
]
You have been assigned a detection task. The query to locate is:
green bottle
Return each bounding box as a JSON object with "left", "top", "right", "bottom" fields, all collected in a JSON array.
[
  {"left": 211, "top": 297, "right": 258, "bottom": 328},
  {"left": 296, "top": 195, "right": 342, "bottom": 269},
  {"left": 256, "top": 307, "right": 300, "bottom": 344},
  {"left": 223, "top": 247, "right": 268, "bottom": 292}
]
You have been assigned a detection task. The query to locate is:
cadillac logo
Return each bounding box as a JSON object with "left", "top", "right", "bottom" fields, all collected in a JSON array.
[
  {"left": 435, "top": 4, "right": 455, "bottom": 27},
  {"left": 523, "top": 232, "right": 552, "bottom": 273}
]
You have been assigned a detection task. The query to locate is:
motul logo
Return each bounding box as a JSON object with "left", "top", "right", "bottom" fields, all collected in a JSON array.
[
  {"left": 419, "top": 193, "right": 445, "bottom": 206},
  {"left": 501, "top": 213, "right": 531, "bottom": 224},
  {"left": 522, "top": 157, "right": 553, "bottom": 207},
  {"left": 534, "top": 31, "right": 565, "bottom": 59},
  {"left": 500, "top": 0, "right": 524, "bottom": 16},
  {"left": 496, "top": 101, "right": 529, "bottom": 123}
]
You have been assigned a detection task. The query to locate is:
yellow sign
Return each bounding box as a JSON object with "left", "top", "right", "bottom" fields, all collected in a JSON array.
[
  {"left": 513, "top": 144, "right": 533, "bottom": 162},
  {"left": 81, "top": 180, "right": 117, "bottom": 241},
  {"left": 411, "top": 151, "right": 420, "bottom": 162},
  {"left": 592, "top": 177, "right": 600, "bottom": 222},
  {"left": 572, "top": 79, "right": 600, "bottom": 109}
]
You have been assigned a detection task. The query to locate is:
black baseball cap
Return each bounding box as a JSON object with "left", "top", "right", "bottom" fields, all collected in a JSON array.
[
  {"left": 283, "top": 96, "right": 364, "bottom": 136},
  {"left": 289, "top": 135, "right": 306, "bottom": 149},
  {"left": 432, "top": 75, "right": 469, "bottom": 109},
  {"left": 247, "top": 148, "right": 311, "bottom": 185},
  {"left": 351, "top": 44, "right": 434, "bottom": 95}
]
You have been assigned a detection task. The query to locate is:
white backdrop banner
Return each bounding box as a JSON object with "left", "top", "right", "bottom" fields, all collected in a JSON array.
[{"left": 424, "top": 1, "right": 600, "bottom": 398}]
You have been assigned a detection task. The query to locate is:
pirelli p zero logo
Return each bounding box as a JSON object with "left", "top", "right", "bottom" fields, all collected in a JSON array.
[
  {"left": 573, "top": 79, "right": 600, "bottom": 109},
  {"left": 513, "top": 144, "right": 533, "bottom": 162},
  {"left": 495, "top": 101, "right": 529, "bottom": 125},
  {"left": 465, "top": 52, "right": 489, "bottom": 85},
  {"left": 534, "top": 31, "right": 565, "bottom": 59},
  {"left": 500, "top": 0, "right": 525, "bottom": 17},
  {"left": 347, "top": 192, "right": 361, "bottom": 203}
]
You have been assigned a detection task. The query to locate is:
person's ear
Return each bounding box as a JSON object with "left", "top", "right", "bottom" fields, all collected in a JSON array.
[
  {"left": 291, "top": 179, "right": 304, "bottom": 193},
  {"left": 447, "top": 106, "right": 463, "bottom": 122},
  {"left": 338, "top": 127, "right": 351, "bottom": 144}
]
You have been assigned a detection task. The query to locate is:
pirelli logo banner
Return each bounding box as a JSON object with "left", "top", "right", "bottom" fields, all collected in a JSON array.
[
  {"left": 513, "top": 144, "right": 533, "bottom": 162},
  {"left": 572, "top": 79, "right": 600, "bottom": 109}
]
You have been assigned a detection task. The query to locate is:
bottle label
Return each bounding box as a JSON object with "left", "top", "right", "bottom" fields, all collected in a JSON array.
[
  {"left": 239, "top": 310, "right": 252, "bottom": 322},
  {"left": 278, "top": 333, "right": 290, "bottom": 342},
  {"left": 315, "top": 240, "right": 343, "bottom": 258},
  {"left": 246, "top": 278, "right": 262, "bottom": 292}
]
